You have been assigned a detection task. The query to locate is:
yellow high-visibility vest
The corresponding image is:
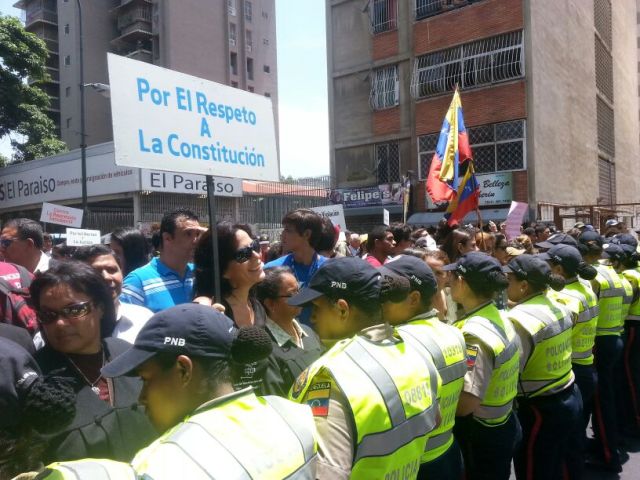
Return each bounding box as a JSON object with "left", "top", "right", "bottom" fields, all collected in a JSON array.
[
  {"left": 592, "top": 264, "right": 625, "bottom": 336},
  {"left": 36, "top": 459, "right": 136, "bottom": 479}
]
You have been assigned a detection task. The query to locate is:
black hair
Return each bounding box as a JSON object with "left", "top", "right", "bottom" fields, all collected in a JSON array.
[
  {"left": 402, "top": 248, "right": 428, "bottom": 260},
  {"left": 51, "top": 244, "right": 77, "bottom": 261},
  {"left": 366, "top": 225, "right": 392, "bottom": 251},
  {"left": 316, "top": 217, "right": 338, "bottom": 253},
  {"left": 380, "top": 274, "right": 411, "bottom": 304},
  {"left": 459, "top": 270, "right": 509, "bottom": 299},
  {"left": 509, "top": 266, "right": 566, "bottom": 292},
  {"left": 256, "top": 267, "right": 295, "bottom": 316},
  {"left": 440, "top": 227, "right": 475, "bottom": 262},
  {"left": 110, "top": 227, "right": 151, "bottom": 276},
  {"left": 623, "top": 251, "right": 640, "bottom": 269},
  {"left": 534, "top": 225, "right": 549, "bottom": 236},
  {"left": 159, "top": 208, "right": 199, "bottom": 247},
  {"left": 494, "top": 233, "right": 508, "bottom": 249},
  {"left": 193, "top": 223, "right": 255, "bottom": 299},
  {"left": 281, "top": 209, "right": 324, "bottom": 250},
  {"left": 72, "top": 244, "right": 114, "bottom": 263},
  {"left": 548, "top": 256, "right": 598, "bottom": 281},
  {"left": 390, "top": 223, "right": 412, "bottom": 244},
  {"left": 30, "top": 261, "right": 117, "bottom": 338},
  {"left": 4, "top": 218, "right": 44, "bottom": 249},
  {"left": 266, "top": 241, "right": 283, "bottom": 263},
  {"left": 577, "top": 239, "right": 603, "bottom": 257}
]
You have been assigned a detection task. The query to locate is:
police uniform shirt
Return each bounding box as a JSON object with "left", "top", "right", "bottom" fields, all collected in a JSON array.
[
  {"left": 459, "top": 302, "right": 496, "bottom": 402},
  {"left": 295, "top": 323, "right": 399, "bottom": 480}
]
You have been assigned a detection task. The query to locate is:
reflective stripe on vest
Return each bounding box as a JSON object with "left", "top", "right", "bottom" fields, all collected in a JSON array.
[
  {"left": 425, "top": 431, "right": 453, "bottom": 452},
  {"left": 45, "top": 460, "right": 137, "bottom": 480},
  {"left": 629, "top": 268, "right": 640, "bottom": 322},
  {"left": 509, "top": 300, "right": 574, "bottom": 397},
  {"left": 458, "top": 306, "right": 520, "bottom": 425},
  {"left": 595, "top": 265, "right": 624, "bottom": 336},
  {"left": 344, "top": 339, "right": 439, "bottom": 463}
]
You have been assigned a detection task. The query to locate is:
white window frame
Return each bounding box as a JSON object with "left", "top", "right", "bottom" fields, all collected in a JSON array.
[
  {"left": 410, "top": 30, "right": 524, "bottom": 99},
  {"left": 245, "top": 1, "right": 252, "bottom": 22},
  {"left": 229, "top": 23, "right": 237, "bottom": 47},
  {"left": 227, "top": 0, "right": 236, "bottom": 16},
  {"left": 370, "top": 65, "right": 400, "bottom": 111},
  {"left": 369, "top": 0, "right": 398, "bottom": 34}
]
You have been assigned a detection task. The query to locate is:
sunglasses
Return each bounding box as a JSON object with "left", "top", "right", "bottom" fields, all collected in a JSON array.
[
  {"left": 0, "top": 238, "right": 15, "bottom": 248},
  {"left": 37, "top": 301, "right": 93, "bottom": 325},
  {"left": 234, "top": 239, "right": 261, "bottom": 263}
]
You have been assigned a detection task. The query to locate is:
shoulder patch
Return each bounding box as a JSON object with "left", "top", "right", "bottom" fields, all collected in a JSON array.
[
  {"left": 291, "top": 367, "right": 309, "bottom": 399},
  {"left": 306, "top": 382, "right": 331, "bottom": 417},
  {"left": 466, "top": 344, "right": 479, "bottom": 370}
]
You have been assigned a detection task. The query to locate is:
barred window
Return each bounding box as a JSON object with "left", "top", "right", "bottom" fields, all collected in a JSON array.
[
  {"left": 370, "top": 65, "right": 399, "bottom": 110},
  {"left": 598, "top": 156, "right": 616, "bottom": 204},
  {"left": 245, "top": 1, "right": 252, "bottom": 22},
  {"left": 229, "top": 23, "right": 237, "bottom": 47},
  {"left": 597, "top": 97, "right": 615, "bottom": 157},
  {"left": 227, "top": 0, "right": 236, "bottom": 16},
  {"left": 595, "top": 37, "right": 613, "bottom": 102},
  {"left": 376, "top": 142, "right": 401, "bottom": 183},
  {"left": 417, "top": 120, "right": 525, "bottom": 178},
  {"left": 414, "top": 0, "right": 487, "bottom": 21},
  {"left": 411, "top": 31, "right": 524, "bottom": 98},
  {"left": 370, "top": 0, "right": 397, "bottom": 34},
  {"left": 593, "top": 0, "right": 612, "bottom": 48}
]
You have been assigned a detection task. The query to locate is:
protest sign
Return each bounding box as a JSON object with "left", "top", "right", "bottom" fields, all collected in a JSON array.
[
  {"left": 108, "top": 53, "right": 278, "bottom": 181},
  {"left": 383, "top": 209, "right": 390, "bottom": 226},
  {"left": 311, "top": 204, "right": 347, "bottom": 231},
  {"left": 40, "top": 202, "right": 83, "bottom": 228},
  {"left": 505, "top": 201, "right": 528, "bottom": 240},
  {"left": 66, "top": 228, "right": 101, "bottom": 246}
]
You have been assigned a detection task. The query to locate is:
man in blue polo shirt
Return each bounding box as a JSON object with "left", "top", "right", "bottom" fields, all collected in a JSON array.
[
  {"left": 265, "top": 208, "right": 326, "bottom": 326},
  {"left": 120, "top": 208, "right": 204, "bottom": 313}
]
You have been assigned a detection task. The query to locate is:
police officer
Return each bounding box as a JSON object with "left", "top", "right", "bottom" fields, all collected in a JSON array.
[
  {"left": 578, "top": 231, "right": 625, "bottom": 472},
  {"left": 287, "top": 256, "right": 441, "bottom": 479},
  {"left": 541, "top": 243, "right": 599, "bottom": 479},
  {"left": 442, "top": 252, "right": 521, "bottom": 480},
  {"left": 97, "top": 303, "right": 317, "bottom": 479},
  {"left": 503, "top": 254, "right": 581, "bottom": 479},
  {"left": 378, "top": 255, "right": 467, "bottom": 480}
]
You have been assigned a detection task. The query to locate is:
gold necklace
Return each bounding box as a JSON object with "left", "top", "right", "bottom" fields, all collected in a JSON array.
[{"left": 65, "top": 349, "right": 106, "bottom": 397}]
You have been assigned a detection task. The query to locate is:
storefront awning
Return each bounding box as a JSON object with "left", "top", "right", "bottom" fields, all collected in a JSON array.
[{"left": 407, "top": 208, "right": 512, "bottom": 226}]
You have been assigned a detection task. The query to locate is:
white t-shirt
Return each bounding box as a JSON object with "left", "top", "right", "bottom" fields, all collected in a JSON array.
[{"left": 113, "top": 302, "right": 153, "bottom": 344}]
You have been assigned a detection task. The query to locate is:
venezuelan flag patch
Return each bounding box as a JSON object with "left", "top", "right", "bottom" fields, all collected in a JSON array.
[
  {"left": 466, "top": 344, "right": 479, "bottom": 369},
  {"left": 306, "top": 382, "right": 331, "bottom": 416}
]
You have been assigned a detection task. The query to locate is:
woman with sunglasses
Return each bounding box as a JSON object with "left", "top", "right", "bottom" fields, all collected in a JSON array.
[
  {"left": 29, "top": 261, "right": 156, "bottom": 463},
  {"left": 194, "top": 223, "right": 270, "bottom": 393},
  {"left": 255, "top": 267, "right": 325, "bottom": 396}
]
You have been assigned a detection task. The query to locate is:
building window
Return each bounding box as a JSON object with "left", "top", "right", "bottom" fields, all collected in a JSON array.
[
  {"left": 248, "top": 86, "right": 254, "bottom": 92},
  {"left": 229, "top": 23, "right": 237, "bottom": 47},
  {"left": 370, "top": 65, "right": 399, "bottom": 110},
  {"left": 598, "top": 156, "right": 616, "bottom": 204},
  {"left": 231, "top": 81, "right": 238, "bottom": 88},
  {"left": 245, "top": 30, "right": 252, "bottom": 53},
  {"left": 411, "top": 31, "right": 524, "bottom": 98},
  {"left": 414, "top": 0, "right": 487, "bottom": 21},
  {"left": 595, "top": 36, "right": 613, "bottom": 102},
  {"left": 247, "top": 57, "right": 254, "bottom": 81},
  {"left": 418, "top": 120, "right": 526, "bottom": 179},
  {"left": 594, "top": 0, "right": 612, "bottom": 48},
  {"left": 64, "top": 23, "right": 70, "bottom": 34},
  {"left": 230, "top": 52, "right": 238, "bottom": 75},
  {"left": 265, "top": 92, "right": 271, "bottom": 97},
  {"left": 227, "top": 0, "right": 236, "bottom": 16},
  {"left": 263, "top": 64, "right": 270, "bottom": 73},
  {"left": 375, "top": 142, "right": 401, "bottom": 183},
  {"left": 369, "top": 0, "right": 397, "bottom": 34},
  {"left": 597, "top": 97, "right": 615, "bottom": 157},
  {"left": 66, "top": 117, "right": 71, "bottom": 128},
  {"left": 263, "top": 38, "right": 269, "bottom": 46},
  {"left": 65, "top": 86, "right": 71, "bottom": 97},
  {"left": 245, "top": 1, "right": 252, "bottom": 21},
  {"left": 64, "top": 55, "right": 71, "bottom": 66}
]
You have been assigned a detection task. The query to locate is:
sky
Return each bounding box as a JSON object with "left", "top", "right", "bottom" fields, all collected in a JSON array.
[{"left": 0, "top": 0, "right": 330, "bottom": 178}]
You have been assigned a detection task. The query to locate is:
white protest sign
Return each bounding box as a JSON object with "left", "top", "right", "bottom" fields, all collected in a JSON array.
[
  {"left": 311, "top": 204, "right": 347, "bottom": 231},
  {"left": 140, "top": 170, "right": 243, "bottom": 197},
  {"left": 108, "top": 53, "right": 279, "bottom": 181},
  {"left": 383, "top": 209, "right": 390, "bottom": 226},
  {"left": 40, "top": 202, "right": 83, "bottom": 228},
  {"left": 505, "top": 201, "right": 528, "bottom": 240},
  {"left": 66, "top": 228, "right": 101, "bottom": 246}
]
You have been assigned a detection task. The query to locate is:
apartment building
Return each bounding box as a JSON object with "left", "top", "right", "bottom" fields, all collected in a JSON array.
[
  {"left": 15, "top": 0, "right": 278, "bottom": 164},
  {"left": 326, "top": 0, "right": 639, "bottom": 228}
]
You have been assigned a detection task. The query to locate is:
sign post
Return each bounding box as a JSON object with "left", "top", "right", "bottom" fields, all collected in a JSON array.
[{"left": 108, "top": 54, "right": 278, "bottom": 301}]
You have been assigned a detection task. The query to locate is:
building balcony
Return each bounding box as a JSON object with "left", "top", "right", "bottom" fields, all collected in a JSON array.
[
  {"left": 125, "top": 48, "right": 152, "bottom": 63},
  {"left": 111, "top": 26, "right": 152, "bottom": 48},
  {"left": 110, "top": 0, "right": 152, "bottom": 13},
  {"left": 25, "top": 8, "right": 57, "bottom": 27},
  {"left": 117, "top": 6, "right": 151, "bottom": 29}
]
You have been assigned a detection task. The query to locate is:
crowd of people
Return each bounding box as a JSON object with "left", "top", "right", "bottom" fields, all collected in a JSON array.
[{"left": 0, "top": 208, "right": 639, "bottom": 479}]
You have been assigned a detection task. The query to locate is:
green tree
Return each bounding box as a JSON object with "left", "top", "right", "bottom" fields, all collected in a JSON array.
[{"left": 0, "top": 14, "right": 66, "bottom": 163}]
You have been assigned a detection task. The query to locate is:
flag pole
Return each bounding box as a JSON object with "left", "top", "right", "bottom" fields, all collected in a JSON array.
[{"left": 476, "top": 207, "right": 486, "bottom": 251}]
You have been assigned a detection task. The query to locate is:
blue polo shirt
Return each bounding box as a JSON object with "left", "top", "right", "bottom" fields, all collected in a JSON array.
[
  {"left": 120, "top": 257, "right": 195, "bottom": 313},
  {"left": 265, "top": 253, "right": 326, "bottom": 326}
]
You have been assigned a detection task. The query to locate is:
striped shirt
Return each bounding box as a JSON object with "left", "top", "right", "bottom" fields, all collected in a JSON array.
[{"left": 120, "top": 257, "right": 195, "bottom": 313}]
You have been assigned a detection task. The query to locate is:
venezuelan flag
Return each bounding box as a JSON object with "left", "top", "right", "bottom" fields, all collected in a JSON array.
[
  {"left": 426, "top": 89, "right": 473, "bottom": 203},
  {"left": 444, "top": 161, "right": 480, "bottom": 227}
]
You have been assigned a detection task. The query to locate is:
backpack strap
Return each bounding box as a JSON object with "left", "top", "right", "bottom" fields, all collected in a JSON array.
[{"left": 13, "top": 263, "right": 33, "bottom": 289}]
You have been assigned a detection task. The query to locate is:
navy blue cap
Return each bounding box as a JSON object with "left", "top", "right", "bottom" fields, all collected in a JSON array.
[
  {"left": 612, "top": 233, "right": 638, "bottom": 249},
  {"left": 535, "top": 233, "right": 578, "bottom": 250},
  {"left": 578, "top": 231, "right": 604, "bottom": 247},
  {"left": 442, "top": 251, "right": 503, "bottom": 283},
  {"left": 102, "top": 304, "right": 236, "bottom": 377},
  {"left": 288, "top": 257, "right": 381, "bottom": 307},
  {"left": 0, "top": 338, "right": 41, "bottom": 428},
  {"left": 379, "top": 255, "right": 438, "bottom": 300},
  {"left": 603, "top": 243, "right": 625, "bottom": 262},
  {"left": 538, "top": 244, "right": 584, "bottom": 274},
  {"left": 503, "top": 254, "right": 552, "bottom": 286}
]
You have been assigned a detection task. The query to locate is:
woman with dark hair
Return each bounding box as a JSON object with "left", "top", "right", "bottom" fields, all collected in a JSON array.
[
  {"left": 193, "top": 223, "right": 268, "bottom": 393},
  {"left": 503, "top": 254, "right": 581, "bottom": 480},
  {"left": 443, "top": 252, "right": 520, "bottom": 480},
  {"left": 256, "top": 267, "right": 325, "bottom": 396},
  {"left": 29, "top": 261, "right": 156, "bottom": 463},
  {"left": 440, "top": 226, "right": 478, "bottom": 263},
  {"left": 110, "top": 227, "right": 150, "bottom": 276}
]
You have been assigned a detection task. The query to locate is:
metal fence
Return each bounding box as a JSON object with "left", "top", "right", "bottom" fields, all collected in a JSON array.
[{"left": 538, "top": 202, "right": 640, "bottom": 233}]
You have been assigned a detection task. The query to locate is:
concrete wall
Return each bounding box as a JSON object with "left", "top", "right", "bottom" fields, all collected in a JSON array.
[
  {"left": 526, "top": 0, "right": 598, "bottom": 205},
  {"left": 612, "top": 0, "right": 640, "bottom": 202}
]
